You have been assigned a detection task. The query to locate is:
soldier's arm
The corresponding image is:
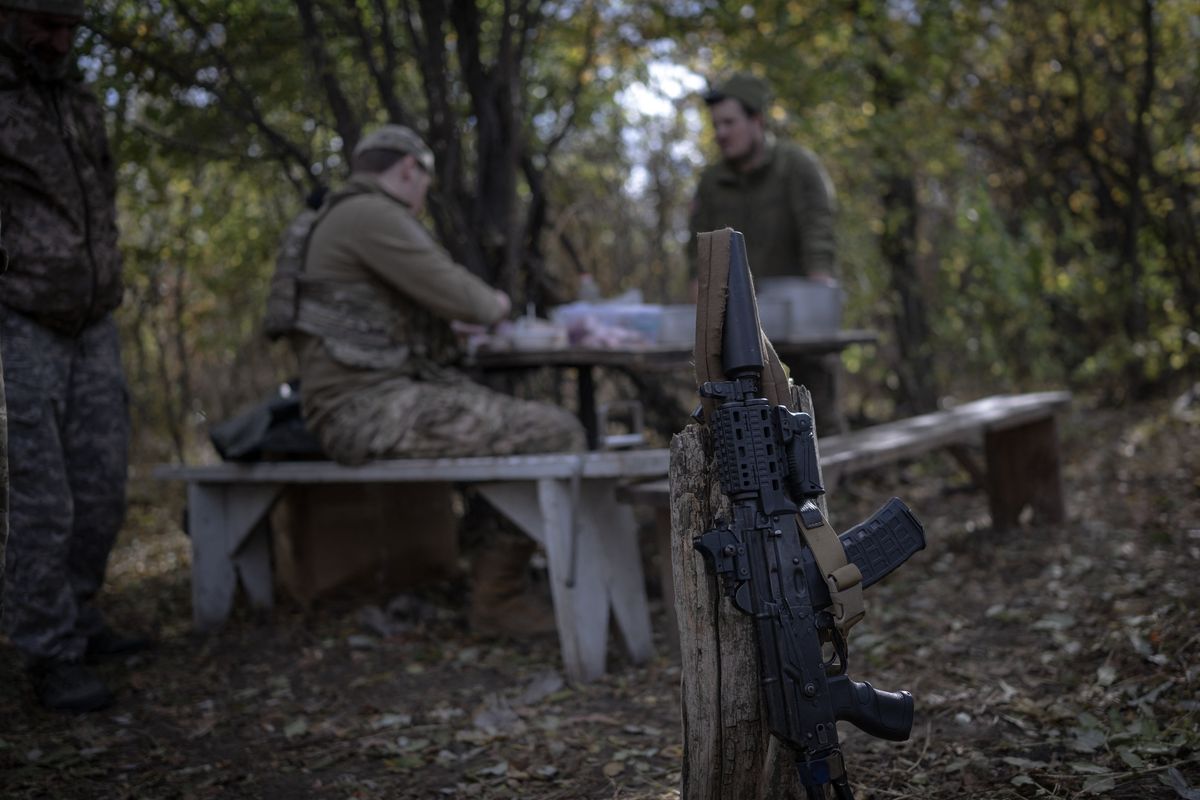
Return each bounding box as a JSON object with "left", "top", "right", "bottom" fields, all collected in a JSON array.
[
  {"left": 348, "top": 199, "right": 507, "bottom": 325},
  {"left": 789, "top": 147, "right": 838, "bottom": 280}
]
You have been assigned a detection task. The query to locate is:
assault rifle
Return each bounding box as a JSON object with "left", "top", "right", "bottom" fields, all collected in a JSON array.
[{"left": 693, "top": 231, "right": 926, "bottom": 800}]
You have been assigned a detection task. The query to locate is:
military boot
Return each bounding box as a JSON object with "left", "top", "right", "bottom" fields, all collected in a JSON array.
[
  {"left": 468, "top": 535, "right": 557, "bottom": 638},
  {"left": 85, "top": 626, "right": 152, "bottom": 661},
  {"left": 29, "top": 660, "right": 114, "bottom": 713}
]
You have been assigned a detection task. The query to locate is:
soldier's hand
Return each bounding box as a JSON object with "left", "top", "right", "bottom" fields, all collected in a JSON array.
[{"left": 493, "top": 290, "right": 512, "bottom": 320}]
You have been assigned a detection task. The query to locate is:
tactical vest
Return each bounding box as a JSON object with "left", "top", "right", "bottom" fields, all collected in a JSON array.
[
  {"left": 293, "top": 277, "right": 460, "bottom": 372},
  {"left": 274, "top": 183, "right": 460, "bottom": 372},
  {"left": 263, "top": 206, "right": 320, "bottom": 340}
]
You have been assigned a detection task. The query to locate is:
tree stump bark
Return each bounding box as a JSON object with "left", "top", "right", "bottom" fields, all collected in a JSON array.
[{"left": 672, "top": 386, "right": 828, "bottom": 800}]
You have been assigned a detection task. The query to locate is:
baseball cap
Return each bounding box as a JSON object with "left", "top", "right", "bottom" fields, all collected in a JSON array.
[
  {"left": 352, "top": 125, "right": 435, "bottom": 173},
  {"left": 704, "top": 73, "right": 770, "bottom": 114}
]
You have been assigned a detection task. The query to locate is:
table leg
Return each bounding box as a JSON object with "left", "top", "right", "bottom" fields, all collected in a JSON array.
[
  {"left": 474, "top": 482, "right": 546, "bottom": 547},
  {"left": 985, "top": 417, "right": 1066, "bottom": 530},
  {"left": 578, "top": 366, "right": 598, "bottom": 449},
  {"left": 234, "top": 518, "right": 275, "bottom": 612},
  {"left": 583, "top": 478, "right": 654, "bottom": 666},
  {"left": 536, "top": 478, "right": 610, "bottom": 682},
  {"left": 477, "top": 478, "right": 655, "bottom": 683},
  {"left": 187, "top": 483, "right": 280, "bottom": 631}
]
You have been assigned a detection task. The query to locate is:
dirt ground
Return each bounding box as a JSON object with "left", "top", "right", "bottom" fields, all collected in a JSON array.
[{"left": 1, "top": 395, "right": 1198, "bottom": 799}]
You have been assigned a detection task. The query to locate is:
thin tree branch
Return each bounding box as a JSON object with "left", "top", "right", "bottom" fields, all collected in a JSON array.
[
  {"left": 168, "top": 0, "right": 315, "bottom": 182},
  {"left": 294, "top": 0, "right": 361, "bottom": 153},
  {"left": 343, "top": 0, "right": 412, "bottom": 127}
]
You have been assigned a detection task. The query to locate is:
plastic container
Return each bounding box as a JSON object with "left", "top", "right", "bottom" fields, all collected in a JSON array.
[
  {"left": 756, "top": 278, "right": 844, "bottom": 338},
  {"left": 658, "top": 305, "right": 697, "bottom": 346},
  {"left": 756, "top": 296, "right": 791, "bottom": 340}
]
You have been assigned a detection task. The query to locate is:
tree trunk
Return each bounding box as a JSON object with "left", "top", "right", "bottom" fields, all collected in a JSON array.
[
  {"left": 880, "top": 169, "right": 938, "bottom": 415},
  {"left": 673, "top": 385, "right": 828, "bottom": 800}
]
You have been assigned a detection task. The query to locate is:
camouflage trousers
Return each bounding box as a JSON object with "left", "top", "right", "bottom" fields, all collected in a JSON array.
[
  {"left": 0, "top": 308, "right": 129, "bottom": 664},
  {"left": 315, "top": 370, "right": 585, "bottom": 466}
]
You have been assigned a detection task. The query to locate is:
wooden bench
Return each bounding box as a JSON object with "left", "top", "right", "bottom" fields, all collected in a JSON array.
[
  {"left": 619, "top": 391, "right": 1072, "bottom": 648},
  {"left": 153, "top": 449, "right": 670, "bottom": 684}
]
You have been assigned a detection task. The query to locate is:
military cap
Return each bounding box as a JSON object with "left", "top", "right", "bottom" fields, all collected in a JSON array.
[
  {"left": 0, "top": 0, "right": 85, "bottom": 17},
  {"left": 704, "top": 72, "right": 770, "bottom": 114},
  {"left": 352, "top": 125, "right": 435, "bottom": 173}
]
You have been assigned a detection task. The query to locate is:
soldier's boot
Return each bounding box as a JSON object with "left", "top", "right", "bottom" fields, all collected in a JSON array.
[
  {"left": 29, "top": 661, "right": 114, "bottom": 713},
  {"left": 468, "top": 536, "right": 557, "bottom": 638},
  {"left": 86, "top": 626, "right": 152, "bottom": 661}
]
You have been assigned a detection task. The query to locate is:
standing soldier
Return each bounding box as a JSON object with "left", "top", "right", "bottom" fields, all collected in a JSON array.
[
  {"left": 688, "top": 72, "right": 838, "bottom": 282},
  {"left": 1, "top": 0, "right": 146, "bottom": 711},
  {"left": 689, "top": 72, "right": 845, "bottom": 431}
]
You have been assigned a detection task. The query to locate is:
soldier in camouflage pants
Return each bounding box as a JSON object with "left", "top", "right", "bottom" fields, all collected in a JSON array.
[
  {"left": 317, "top": 371, "right": 582, "bottom": 466},
  {"left": 285, "top": 126, "right": 585, "bottom": 636},
  {"left": 2, "top": 0, "right": 146, "bottom": 711}
]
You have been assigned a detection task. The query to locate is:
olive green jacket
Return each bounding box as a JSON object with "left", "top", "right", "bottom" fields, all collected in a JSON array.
[
  {"left": 689, "top": 139, "right": 837, "bottom": 280},
  {"left": 294, "top": 174, "right": 505, "bottom": 430}
]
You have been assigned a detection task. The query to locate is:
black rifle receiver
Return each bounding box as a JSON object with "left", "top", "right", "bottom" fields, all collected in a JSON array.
[{"left": 693, "top": 231, "right": 926, "bottom": 800}]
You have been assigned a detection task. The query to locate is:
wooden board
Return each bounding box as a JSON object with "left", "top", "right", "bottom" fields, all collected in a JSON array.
[
  {"left": 154, "top": 448, "right": 669, "bottom": 484},
  {"left": 622, "top": 391, "right": 1072, "bottom": 502}
]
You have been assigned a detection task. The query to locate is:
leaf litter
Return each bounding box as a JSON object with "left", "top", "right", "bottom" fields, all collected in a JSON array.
[{"left": 0, "top": 399, "right": 1197, "bottom": 798}]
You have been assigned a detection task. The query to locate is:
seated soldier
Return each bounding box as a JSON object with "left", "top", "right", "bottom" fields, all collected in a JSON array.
[{"left": 290, "top": 125, "right": 585, "bottom": 635}]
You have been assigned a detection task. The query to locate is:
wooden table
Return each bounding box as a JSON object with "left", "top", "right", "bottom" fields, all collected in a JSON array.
[{"left": 468, "top": 330, "right": 878, "bottom": 448}]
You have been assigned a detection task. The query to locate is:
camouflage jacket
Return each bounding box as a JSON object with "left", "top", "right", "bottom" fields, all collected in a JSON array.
[
  {"left": 689, "top": 139, "right": 837, "bottom": 280},
  {"left": 0, "top": 46, "right": 123, "bottom": 335},
  {"left": 263, "top": 206, "right": 321, "bottom": 340}
]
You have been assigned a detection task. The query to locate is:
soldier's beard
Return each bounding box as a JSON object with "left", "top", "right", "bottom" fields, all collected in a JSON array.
[{"left": 1, "top": 19, "right": 72, "bottom": 83}]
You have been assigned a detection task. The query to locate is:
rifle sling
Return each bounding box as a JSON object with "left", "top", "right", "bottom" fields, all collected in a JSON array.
[{"left": 798, "top": 505, "right": 866, "bottom": 635}]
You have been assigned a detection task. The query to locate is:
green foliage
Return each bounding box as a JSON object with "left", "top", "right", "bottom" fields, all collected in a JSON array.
[
  {"left": 69, "top": 0, "right": 1200, "bottom": 455},
  {"left": 652, "top": 0, "right": 1198, "bottom": 410}
]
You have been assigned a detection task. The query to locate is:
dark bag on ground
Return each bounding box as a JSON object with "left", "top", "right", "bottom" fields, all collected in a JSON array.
[{"left": 209, "top": 381, "right": 324, "bottom": 462}]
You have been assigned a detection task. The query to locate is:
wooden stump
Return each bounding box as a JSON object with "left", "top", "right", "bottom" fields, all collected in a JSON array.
[{"left": 671, "top": 386, "right": 827, "bottom": 800}]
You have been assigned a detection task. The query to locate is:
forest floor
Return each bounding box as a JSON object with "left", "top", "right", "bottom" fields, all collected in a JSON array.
[{"left": 1, "top": 394, "right": 1198, "bottom": 799}]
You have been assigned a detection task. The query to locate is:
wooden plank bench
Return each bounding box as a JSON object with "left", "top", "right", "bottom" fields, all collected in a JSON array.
[
  {"left": 618, "top": 391, "right": 1072, "bottom": 649},
  {"left": 153, "top": 449, "right": 671, "bottom": 684}
]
